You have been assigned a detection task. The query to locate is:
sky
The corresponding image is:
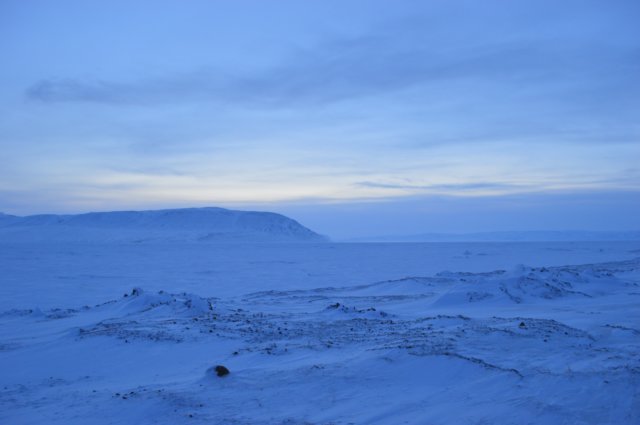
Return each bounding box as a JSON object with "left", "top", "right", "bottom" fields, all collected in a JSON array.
[{"left": 1, "top": 0, "right": 639, "bottom": 238}]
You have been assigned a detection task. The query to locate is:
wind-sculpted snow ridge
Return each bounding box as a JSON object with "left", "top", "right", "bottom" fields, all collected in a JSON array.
[
  {"left": 0, "top": 207, "right": 327, "bottom": 243},
  {"left": 244, "top": 257, "right": 640, "bottom": 307},
  {"left": 1, "top": 259, "right": 639, "bottom": 424}
]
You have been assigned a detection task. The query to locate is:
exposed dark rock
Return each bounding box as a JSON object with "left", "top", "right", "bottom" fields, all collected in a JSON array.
[{"left": 214, "top": 365, "right": 230, "bottom": 377}]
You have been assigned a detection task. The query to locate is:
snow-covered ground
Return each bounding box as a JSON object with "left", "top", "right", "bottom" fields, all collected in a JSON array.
[{"left": 1, "top": 241, "right": 639, "bottom": 424}]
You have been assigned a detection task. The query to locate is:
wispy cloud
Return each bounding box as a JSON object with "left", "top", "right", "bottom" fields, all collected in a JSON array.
[
  {"left": 25, "top": 19, "right": 640, "bottom": 108},
  {"left": 356, "top": 180, "right": 532, "bottom": 194},
  {"left": 25, "top": 74, "right": 221, "bottom": 105}
]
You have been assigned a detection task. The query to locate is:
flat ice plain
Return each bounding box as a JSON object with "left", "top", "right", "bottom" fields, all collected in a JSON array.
[{"left": 1, "top": 241, "right": 639, "bottom": 424}]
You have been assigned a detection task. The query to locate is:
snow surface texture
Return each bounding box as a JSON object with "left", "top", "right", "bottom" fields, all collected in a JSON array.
[
  {"left": 0, "top": 208, "right": 327, "bottom": 243},
  {"left": 348, "top": 230, "right": 640, "bottom": 242},
  {"left": 1, "top": 242, "right": 639, "bottom": 424}
]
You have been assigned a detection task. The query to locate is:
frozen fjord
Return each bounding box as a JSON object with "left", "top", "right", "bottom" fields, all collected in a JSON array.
[{"left": 1, "top": 241, "right": 639, "bottom": 424}]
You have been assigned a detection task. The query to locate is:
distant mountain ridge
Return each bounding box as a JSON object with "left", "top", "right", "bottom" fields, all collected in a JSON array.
[
  {"left": 0, "top": 207, "right": 327, "bottom": 243},
  {"left": 347, "top": 230, "right": 640, "bottom": 242}
]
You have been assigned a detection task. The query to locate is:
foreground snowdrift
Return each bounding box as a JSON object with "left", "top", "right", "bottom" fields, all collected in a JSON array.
[{"left": 1, "top": 257, "right": 639, "bottom": 424}]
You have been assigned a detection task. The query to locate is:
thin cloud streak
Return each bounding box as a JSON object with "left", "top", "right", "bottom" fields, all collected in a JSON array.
[
  {"left": 25, "top": 24, "right": 640, "bottom": 108},
  {"left": 356, "top": 181, "right": 533, "bottom": 193}
]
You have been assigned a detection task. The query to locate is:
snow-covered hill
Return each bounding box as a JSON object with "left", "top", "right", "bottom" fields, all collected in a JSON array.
[{"left": 0, "top": 207, "right": 327, "bottom": 243}]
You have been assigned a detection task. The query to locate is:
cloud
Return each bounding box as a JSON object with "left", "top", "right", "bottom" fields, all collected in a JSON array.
[
  {"left": 24, "top": 17, "right": 640, "bottom": 109},
  {"left": 356, "top": 180, "right": 532, "bottom": 193},
  {"left": 25, "top": 75, "right": 222, "bottom": 105},
  {"left": 106, "top": 165, "right": 188, "bottom": 177}
]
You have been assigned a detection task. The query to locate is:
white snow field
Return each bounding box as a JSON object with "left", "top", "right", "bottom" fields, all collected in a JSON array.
[{"left": 0, "top": 212, "right": 639, "bottom": 424}]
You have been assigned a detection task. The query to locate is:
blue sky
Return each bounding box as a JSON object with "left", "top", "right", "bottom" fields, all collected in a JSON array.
[{"left": 1, "top": 0, "right": 638, "bottom": 237}]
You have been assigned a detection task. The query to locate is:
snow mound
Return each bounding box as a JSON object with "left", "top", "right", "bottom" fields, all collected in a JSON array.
[
  {"left": 340, "top": 277, "right": 441, "bottom": 296},
  {"left": 433, "top": 259, "right": 640, "bottom": 306},
  {"left": 0, "top": 207, "right": 327, "bottom": 243},
  {"left": 240, "top": 259, "right": 639, "bottom": 314},
  {"left": 113, "top": 288, "right": 216, "bottom": 317},
  {"left": 322, "top": 302, "right": 391, "bottom": 318}
]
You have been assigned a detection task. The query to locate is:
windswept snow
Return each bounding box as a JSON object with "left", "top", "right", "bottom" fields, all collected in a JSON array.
[
  {"left": 0, "top": 207, "right": 327, "bottom": 243},
  {"left": 349, "top": 230, "right": 640, "bottom": 242},
  {"left": 0, "top": 241, "right": 639, "bottom": 424}
]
